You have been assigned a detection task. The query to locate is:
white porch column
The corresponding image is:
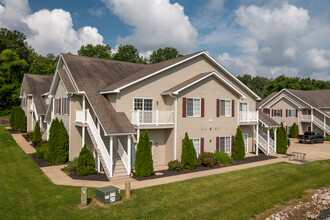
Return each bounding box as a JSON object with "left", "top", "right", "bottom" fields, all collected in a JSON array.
[
  {"left": 256, "top": 124, "right": 259, "bottom": 155},
  {"left": 97, "top": 152, "right": 100, "bottom": 172},
  {"left": 324, "top": 116, "right": 326, "bottom": 137},
  {"left": 174, "top": 97, "right": 178, "bottom": 160},
  {"left": 137, "top": 129, "right": 140, "bottom": 142},
  {"left": 274, "top": 127, "right": 277, "bottom": 153},
  {"left": 311, "top": 108, "right": 313, "bottom": 131},
  {"left": 109, "top": 136, "right": 113, "bottom": 177},
  {"left": 267, "top": 127, "right": 270, "bottom": 155},
  {"left": 82, "top": 95, "right": 85, "bottom": 148},
  {"left": 156, "top": 110, "right": 159, "bottom": 126},
  {"left": 127, "top": 135, "right": 131, "bottom": 175}
]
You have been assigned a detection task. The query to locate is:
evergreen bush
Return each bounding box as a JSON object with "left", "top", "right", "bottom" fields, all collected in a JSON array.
[
  {"left": 168, "top": 160, "right": 184, "bottom": 172},
  {"left": 10, "top": 106, "right": 16, "bottom": 128},
  {"left": 36, "top": 142, "right": 48, "bottom": 159},
  {"left": 63, "top": 157, "right": 78, "bottom": 174},
  {"left": 289, "top": 123, "right": 299, "bottom": 138},
  {"left": 197, "top": 152, "right": 216, "bottom": 167},
  {"left": 181, "top": 132, "right": 197, "bottom": 170},
  {"left": 32, "top": 121, "right": 42, "bottom": 146},
  {"left": 77, "top": 145, "right": 96, "bottom": 176},
  {"left": 276, "top": 122, "right": 288, "bottom": 154},
  {"left": 135, "top": 130, "right": 154, "bottom": 177},
  {"left": 324, "top": 136, "right": 330, "bottom": 141},
  {"left": 45, "top": 118, "right": 59, "bottom": 163},
  {"left": 232, "top": 126, "right": 245, "bottom": 160},
  {"left": 270, "top": 127, "right": 274, "bottom": 136},
  {"left": 214, "top": 151, "right": 234, "bottom": 165}
]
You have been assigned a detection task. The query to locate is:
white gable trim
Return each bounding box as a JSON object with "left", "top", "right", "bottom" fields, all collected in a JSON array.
[
  {"left": 162, "top": 72, "right": 246, "bottom": 98},
  {"left": 100, "top": 52, "right": 260, "bottom": 100},
  {"left": 258, "top": 89, "right": 290, "bottom": 109}
]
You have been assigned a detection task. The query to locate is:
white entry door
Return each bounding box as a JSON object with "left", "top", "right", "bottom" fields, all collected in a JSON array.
[{"left": 243, "top": 134, "right": 248, "bottom": 153}]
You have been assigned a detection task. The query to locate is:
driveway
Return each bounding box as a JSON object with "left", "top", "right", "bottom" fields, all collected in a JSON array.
[{"left": 287, "top": 139, "right": 330, "bottom": 162}]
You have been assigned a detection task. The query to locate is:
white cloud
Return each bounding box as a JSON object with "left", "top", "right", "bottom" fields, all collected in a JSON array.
[
  {"left": 88, "top": 7, "right": 105, "bottom": 17},
  {"left": 235, "top": 3, "right": 310, "bottom": 66},
  {"left": 207, "top": 0, "right": 224, "bottom": 12},
  {"left": 0, "top": 0, "right": 104, "bottom": 55},
  {"left": 303, "top": 49, "right": 330, "bottom": 72},
  {"left": 101, "top": 0, "right": 198, "bottom": 53}
]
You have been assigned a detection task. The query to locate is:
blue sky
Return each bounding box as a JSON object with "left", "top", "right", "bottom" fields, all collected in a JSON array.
[{"left": 0, "top": 0, "right": 330, "bottom": 80}]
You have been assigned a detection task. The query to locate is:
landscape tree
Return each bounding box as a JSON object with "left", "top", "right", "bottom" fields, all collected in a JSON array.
[
  {"left": 9, "top": 106, "right": 16, "bottom": 128},
  {"left": 149, "top": 47, "right": 182, "bottom": 64},
  {"left": 181, "top": 132, "right": 197, "bottom": 170},
  {"left": 77, "top": 144, "right": 96, "bottom": 176},
  {"left": 77, "top": 44, "right": 112, "bottom": 59},
  {"left": 18, "top": 107, "right": 26, "bottom": 133},
  {"left": 45, "top": 118, "right": 59, "bottom": 163},
  {"left": 29, "top": 53, "right": 58, "bottom": 75},
  {"left": 135, "top": 130, "right": 154, "bottom": 177},
  {"left": 32, "top": 121, "right": 42, "bottom": 146},
  {"left": 232, "top": 126, "right": 245, "bottom": 160},
  {"left": 112, "top": 44, "right": 146, "bottom": 64},
  {"left": 289, "top": 123, "right": 299, "bottom": 138},
  {"left": 276, "top": 122, "right": 288, "bottom": 154}
]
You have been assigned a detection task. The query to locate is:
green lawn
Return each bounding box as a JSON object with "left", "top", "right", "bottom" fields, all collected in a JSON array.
[{"left": 0, "top": 125, "right": 329, "bottom": 220}]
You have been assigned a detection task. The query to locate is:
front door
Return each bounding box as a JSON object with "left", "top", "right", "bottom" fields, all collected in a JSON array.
[{"left": 243, "top": 134, "right": 248, "bottom": 153}]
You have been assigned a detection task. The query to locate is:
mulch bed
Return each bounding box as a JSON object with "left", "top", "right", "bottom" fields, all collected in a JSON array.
[
  {"left": 22, "top": 134, "right": 32, "bottom": 143},
  {"left": 132, "top": 154, "right": 277, "bottom": 181},
  {"left": 67, "top": 172, "right": 108, "bottom": 182},
  {"left": 30, "top": 153, "right": 67, "bottom": 167}
]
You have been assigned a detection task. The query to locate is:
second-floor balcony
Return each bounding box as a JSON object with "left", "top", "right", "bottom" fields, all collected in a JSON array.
[
  {"left": 239, "top": 111, "right": 258, "bottom": 123},
  {"left": 131, "top": 110, "right": 174, "bottom": 126},
  {"left": 301, "top": 115, "right": 312, "bottom": 122},
  {"left": 75, "top": 109, "right": 85, "bottom": 124}
]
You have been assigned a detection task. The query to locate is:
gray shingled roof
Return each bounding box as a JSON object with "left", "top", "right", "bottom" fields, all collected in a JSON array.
[
  {"left": 259, "top": 110, "right": 280, "bottom": 127},
  {"left": 287, "top": 89, "right": 330, "bottom": 108},
  {"left": 162, "top": 72, "right": 211, "bottom": 94},
  {"left": 256, "top": 92, "right": 277, "bottom": 109},
  {"left": 62, "top": 54, "right": 147, "bottom": 134},
  {"left": 23, "top": 74, "right": 53, "bottom": 115},
  {"left": 57, "top": 68, "right": 76, "bottom": 93}
]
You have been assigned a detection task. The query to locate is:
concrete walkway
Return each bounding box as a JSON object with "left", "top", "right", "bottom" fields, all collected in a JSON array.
[{"left": 9, "top": 128, "right": 320, "bottom": 190}]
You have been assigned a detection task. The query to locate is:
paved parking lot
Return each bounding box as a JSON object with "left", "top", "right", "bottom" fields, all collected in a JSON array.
[{"left": 287, "top": 139, "right": 330, "bottom": 162}]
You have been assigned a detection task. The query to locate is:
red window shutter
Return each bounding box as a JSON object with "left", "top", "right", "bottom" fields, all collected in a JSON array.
[
  {"left": 231, "top": 135, "right": 234, "bottom": 153},
  {"left": 232, "top": 100, "right": 235, "bottom": 117},
  {"left": 280, "top": 109, "right": 282, "bottom": 117},
  {"left": 201, "top": 98, "right": 204, "bottom": 117},
  {"left": 286, "top": 109, "right": 288, "bottom": 117},
  {"left": 216, "top": 99, "right": 220, "bottom": 117},
  {"left": 182, "top": 97, "right": 186, "bottom": 118},
  {"left": 201, "top": 138, "right": 204, "bottom": 153},
  {"left": 271, "top": 109, "right": 274, "bottom": 117},
  {"left": 216, "top": 137, "right": 219, "bottom": 151},
  {"left": 296, "top": 109, "right": 298, "bottom": 117}
]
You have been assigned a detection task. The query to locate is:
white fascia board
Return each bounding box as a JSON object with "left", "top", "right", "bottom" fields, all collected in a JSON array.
[
  {"left": 258, "top": 89, "right": 286, "bottom": 109},
  {"left": 105, "top": 132, "right": 137, "bottom": 136},
  {"left": 268, "top": 95, "right": 302, "bottom": 109},
  {"left": 100, "top": 52, "right": 205, "bottom": 94},
  {"left": 202, "top": 52, "right": 261, "bottom": 100},
  {"left": 167, "top": 72, "right": 246, "bottom": 98}
]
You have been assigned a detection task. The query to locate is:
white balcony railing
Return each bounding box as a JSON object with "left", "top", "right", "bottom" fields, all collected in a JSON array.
[
  {"left": 75, "top": 109, "right": 84, "bottom": 123},
  {"left": 239, "top": 111, "right": 258, "bottom": 123},
  {"left": 131, "top": 110, "right": 174, "bottom": 126},
  {"left": 301, "top": 115, "right": 312, "bottom": 121}
]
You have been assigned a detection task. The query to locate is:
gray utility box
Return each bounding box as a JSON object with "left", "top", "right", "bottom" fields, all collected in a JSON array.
[{"left": 96, "top": 186, "right": 121, "bottom": 204}]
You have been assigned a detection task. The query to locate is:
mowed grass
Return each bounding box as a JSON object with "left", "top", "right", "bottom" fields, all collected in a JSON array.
[{"left": 0, "top": 125, "right": 329, "bottom": 220}]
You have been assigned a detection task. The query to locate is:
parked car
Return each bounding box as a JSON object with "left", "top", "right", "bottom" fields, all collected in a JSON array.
[{"left": 297, "top": 132, "right": 324, "bottom": 144}]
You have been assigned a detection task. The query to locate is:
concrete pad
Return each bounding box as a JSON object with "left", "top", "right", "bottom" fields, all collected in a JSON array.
[{"left": 287, "top": 139, "right": 330, "bottom": 162}]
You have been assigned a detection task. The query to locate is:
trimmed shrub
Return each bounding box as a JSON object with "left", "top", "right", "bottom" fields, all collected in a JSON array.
[
  {"left": 276, "top": 122, "right": 288, "bottom": 154},
  {"left": 10, "top": 106, "right": 16, "bottom": 128},
  {"left": 197, "top": 152, "right": 216, "bottom": 167},
  {"left": 63, "top": 157, "right": 78, "bottom": 174},
  {"left": 36, "top": 142, "right": 48, "bottom": 159},
  {"left": 181, "top": 132, "right": 197, "bottom": 170},
  {"left": 232, "top": 126, "right": 245, "bottom": 160},
  {"left": 324, "top": 136, "right": 330, "bottom": 141},
  {"left": 168, "top": 160, "right": 184, "bottom": 172},
  {"left": 32, "top": 121, "right": 42, "bottom": 146},
  {"left": 289, "top": 123, "right": 299, "bottom": 138},
  {"left": 135, "top": 130, "right": 154, "bottom": 177},
  {"left": 77, "top": 145, "right": 96, "bottom": 176},
  {"left": 214, "top": 151, "right": 234, "bottom": 165},
  {"left": 45, "top": 118, "right": 69, "bottom": 164}
]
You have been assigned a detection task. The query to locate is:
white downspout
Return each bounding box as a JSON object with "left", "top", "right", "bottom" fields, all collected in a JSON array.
[
  {"left": 82, "top": 95, "right": 85, "bottom": 148},
  {"left": 170, "top": 94, "right": 178, "bottom": 160},
  {"left": 256, "top": 124, "right": 259, "bottom": 155},
  {"left": 274, "top": 127, "right": 277, "bottom": 153}
]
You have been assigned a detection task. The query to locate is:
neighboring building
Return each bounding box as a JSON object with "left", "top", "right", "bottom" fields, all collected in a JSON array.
[
  {"left": 20, "top": 74, "right": 53, "bottom": 139},
  {"left": 44, "top": 51, "right": 267, "bottom": 180},
  {"left": 257, "top": 89, "right": 330, "bottom": 137}
]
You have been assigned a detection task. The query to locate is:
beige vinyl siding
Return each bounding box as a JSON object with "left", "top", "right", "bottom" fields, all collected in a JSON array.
[
  {"left": 263, "top": 91, "right": 309, "bottom": 109},
  {"left": 269, "top": 98, "right": 299, "bottom": 129},
  {"left": 53, "top": 79, "right": 70, "bottom": 131},
  {"left": 69, "top": 94, "right": 83, "bottom": 160}
]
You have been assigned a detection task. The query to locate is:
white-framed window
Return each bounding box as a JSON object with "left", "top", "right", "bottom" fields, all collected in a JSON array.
[
  {"left": 220, "top": 100, "right": 231, "bottom": 117},
  {"left": 191, "top": 138, "right": 200, "bottom": 156},
  {"left": 240, "top": 102, "right": 248, "bottom": 112},
  {"left": 134, "top": 98, "right": 153, "bottom": 111},
  {"left": 187, "top": 98, "right": 201, "bottom": 117},
  {"left": 219, "top": 136, "right": 231, "bottom": 153},
  {"left": 63, "top": 98, "right": 69, "bottom": 115},
  {"left": 288, "top": 109, "right": 296, "bottom": 117},
  {"left": 273, "top": 109, "right": 281, "bottom": 117},
  {"left": 55, "top": 99, "right": 60, "bottom": 114}
]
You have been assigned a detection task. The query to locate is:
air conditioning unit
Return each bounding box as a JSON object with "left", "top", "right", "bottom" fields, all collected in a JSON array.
[{"left": 96, "top": 186, "right": 121, "bottom": 204}]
